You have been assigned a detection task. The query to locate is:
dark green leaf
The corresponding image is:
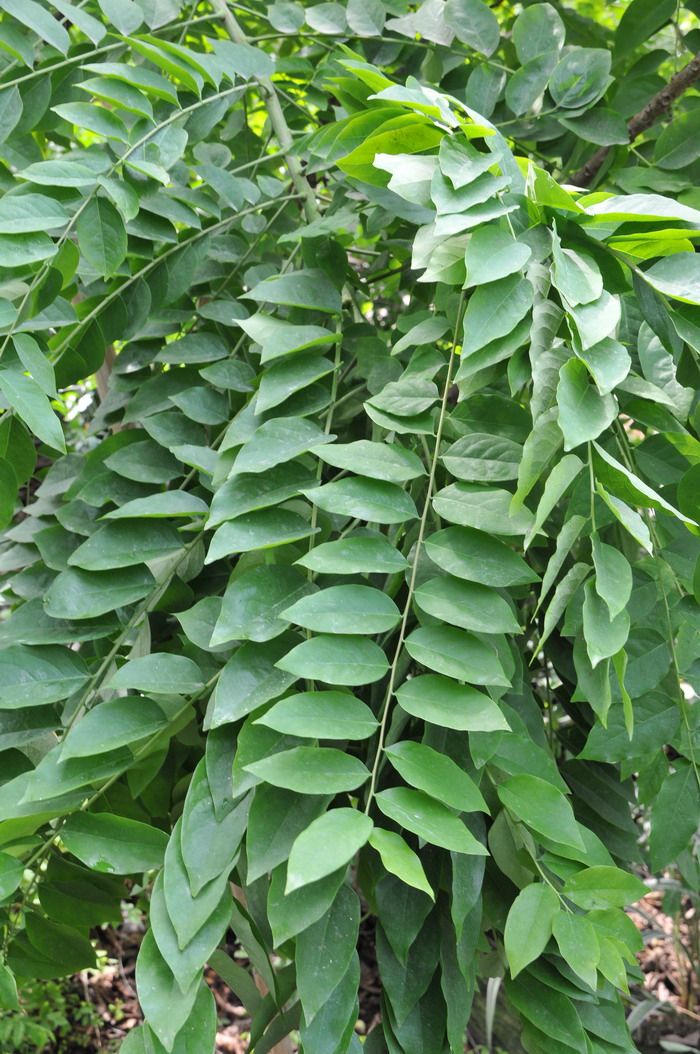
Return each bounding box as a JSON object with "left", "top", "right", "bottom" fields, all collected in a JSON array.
[
  {"left": 375, "top": 788, "right": 488, "bottom": 855},
  {"left": 61, "top": 813, "right": 168, "bottom": 874},
  {"left": 504, "top": 883, "right": 559, "bottom": 977}
]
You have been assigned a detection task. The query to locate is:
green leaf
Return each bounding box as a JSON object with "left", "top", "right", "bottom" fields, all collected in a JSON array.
[
  {"left": 562, "top": 866, "right": 647, "bottom": 909},
  {"left": 53, "top": 102, "right": 128, "bottom": 142},
  {"left": 580, "top": 690, "right": 678, "bottom": 763},
  {"left": 559, "top": 107, "right": 629, "bottom": 146},
  {"left": 506, "top": 974, "right": 587, "bottom": 1050},
  {"left": 552, "top": 911, "right": 600, "bottom": 989},
  {"left": 297, "top": 888, "right": 361, "bottom": 1039},
  {"left": 385, "top": 741, "right": 488, "bottom": 813},
  {"left": 13, "top": 334, "right": 57, "bottom": 399},
  {"left": 286, "top": 809, "right": 373, "bottom": 891},
  {"left": 395, "top": 674, "right": 509, "bottom": 731},
  {"left": 552, "top": 234, "right": 602, "bottom": 307},
  {"left": 61, "top": 697, "right": 167, "bottom": 759},
  {"left": 404, "top": 625, "right": 510, "bottom": 685},
  {"left": 150, "top": 871, "right": 229, "bottom": 994},
  {"left": 255, "top": 691, "right": 378, "bottom": 740},
  {"left": 295, "top": 535, "right": 409, "bottom": 575},
  {"left": 0, "top": 225, "right": 54, "bottom": 269},
  {"left": 464, "top": 226, "right": 532, "bottom": 288},
  {"left": 596, "top": 485, "right": 652, "bottom": 552},
  {"left": 614, "top": 0, "right": 676, "bottom": 60},
  {"left": 275, "top": 634, "right": 390, "bottom": 685},
  {"left": 44, "top": 566, "right": 156, "bottom": 619},
  {"left": 303, "top": 477, "right": 418, "bottom": 524},
  {"left": 654, "top": 108, "right": 700, "bottom": 170},
  {"left": 211, "top": 565, "right": 315, "bottom": 645},
  {"left": 82, "top": 60, "right": 176, "bottom": 101},
  {"left": 314, "top": 440, "right": 425, "bottom": 482},
  {"left": 234, "top": 417, "right": 335, "bottom": 474},
  {"left": 68, "top": 520, "right": 183, "bottom": 570},
  {"left": 282, "top": 585, "right": 401, "bottom": 634},
  {"left": 19, "top": 160, "right": 99, "bottom": 188},
  {"left": 12, "top": 913, "right": 96, "bottom": 978},
  {"left": 0, "top": 0, "right": 70, "bottom": 52},
  {"left": 461, "top": 275, "right": 533, "bottom": 358},
  {"left": 246, "top": 786, "right": 331, "bottom": 885},
  {"left": 302, "top": 3, "right": 344, "bottom": 33},
  {"left": 644, "top": 253, "right": 700, "bottom": 305},
  {"left": 368, "top": 829, "right": 434, "bottom": 898},
  {"left": 0, "top": 851, "right": 24, "bottom": 899},
  {"left": 0, "top": 22, "right": 34, "bottom": 67},
  {"left": 582, "top": 578, "right": 630, "bottom": 668},
  {"left": 375, "top": 787, "right": 488, "bottom": 855},
  {"left": 102, "top": 492, "right": 209, "bottom": 519},
  {"left": 205, "top": 508, "right": 318, "bottom": 560},
  {"left": 206, "top": 639, "right": 297, "bottom": 728},
  {"left": 105, "top": 442, "right": 182, "bottom": 484},
  {"left": 208, "top": 463, "right": 316, "bottom": 528},
  {"left": 163, "top": 820, "right": 231, "bottom": 948},
  {"left": 0, "top": 193, "right": 69, "bottom": 234},
  {"left": 649, "top": 761, "right": 700, "bottom": 871},
  {"left": 242, "top": 269, "right": 342, "bottom": 313},
  {"left": 181, "top": 765, "right": 249, "bottom": 894},
  {"left": 548, "top": 48, "right": 611, "bottom": 108},
  {"left": 504, "top": 883, "right": 559, "bottom": 977},
  {"left": 80, "top": 76, "right": 153, "bottom": 119},
  {"left": 496, "top": 774, "right": 585, "bottom": 850},
  {"left": 433, "top": 483, "right": 535, "bottom": 535},
  {"left": 591, "top": 534, "right": 632, "bottom": 619},
  {"left": 443, "top": 0, "right": 499, "bottom": 56},
  {"left": 424, "top": 526, "right": 538, "bottom": 587},
  {"left": 0, "top": 961, "right": 19, "bottom": 1011},
  {"left": 575, "top": 338, "right": 631, "bottom": 395},
  {"left": 442, "top": 433, "right": 522, "bottom": 482},
  {"left": 106, "top": 654, "right": 204, "bottom": 694},
  {"left": 134, "top": 932, "right": 200, "bottom": 1051},
  {"left": 346, "top": 0, "right": 384, "bottom": 35},
  {"left": 506, "top": 52, "right": 559, "bottom": 116},
  {"left": 512, "top": 4, "right": 564, "bottom": 64},
  {"left": 256, "top": 353, "right": 336, "bottom": 413},
  {"left": 238, "top": 313, "right": 341, "bottom": 363},
  {"left": 414, "top": 575, "right": 521, "bottom": 634},
  {"left": 61, "top": 813, "right": 168, "bottom": 874},
  {"left": 244, "top": 746, "right": 370, "bottom": 793},
  {"left": 76, "top": 197, "right": 128, "bottom": 276},
  {"left": 525, "top": 453, "right": 584, "bottom": 550},
  {"left": 0, "top": 457, "right": 15, "bottom": 530},
  {"left": 0, "top": 369, "right": 65, "bottom": 452},
  {"left": 556, "top": 359, "right": 617, "bottom": 450},
  {"left": 0, "top": 645, "right": 89, "bottom": 709}
]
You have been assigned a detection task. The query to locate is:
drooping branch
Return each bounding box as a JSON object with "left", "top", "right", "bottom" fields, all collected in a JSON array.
[{"left": 571, "top": 50, "right": 700, "bottom": 187}]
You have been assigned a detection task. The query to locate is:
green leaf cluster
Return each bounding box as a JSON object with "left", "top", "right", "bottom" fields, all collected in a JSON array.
[{"left": 0, "top": 4, "right": 698, "bottom": 1054}]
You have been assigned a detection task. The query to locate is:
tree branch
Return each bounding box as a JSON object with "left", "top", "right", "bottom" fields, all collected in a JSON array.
[
  {"left": 211, "top": 0, "right": 321, "bottom": 223},
  {"left": 571, "top": 50, "right": 700, "bottom": 188}
]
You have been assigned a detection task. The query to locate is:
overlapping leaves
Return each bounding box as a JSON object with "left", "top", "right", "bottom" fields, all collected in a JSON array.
[{"left": 0, "top": 3, "right": 698, "bottom": 1054}]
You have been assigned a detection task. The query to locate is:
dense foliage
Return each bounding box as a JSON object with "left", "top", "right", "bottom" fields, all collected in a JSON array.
[{"left": 0, "top": 1, "right": 699, "bottom": 1052}]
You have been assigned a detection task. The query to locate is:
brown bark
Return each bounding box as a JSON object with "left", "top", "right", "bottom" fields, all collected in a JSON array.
[{"left": 571, "top": 50, "right": 700, "bottom": 188}]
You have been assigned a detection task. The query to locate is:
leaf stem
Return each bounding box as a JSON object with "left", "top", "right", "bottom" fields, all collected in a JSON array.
[
  {"left": 587, "top": 442, "right": 597, "bottom": 532},
  {"left": 364, "top": 291, "right": 466, "bottom": 814}
]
